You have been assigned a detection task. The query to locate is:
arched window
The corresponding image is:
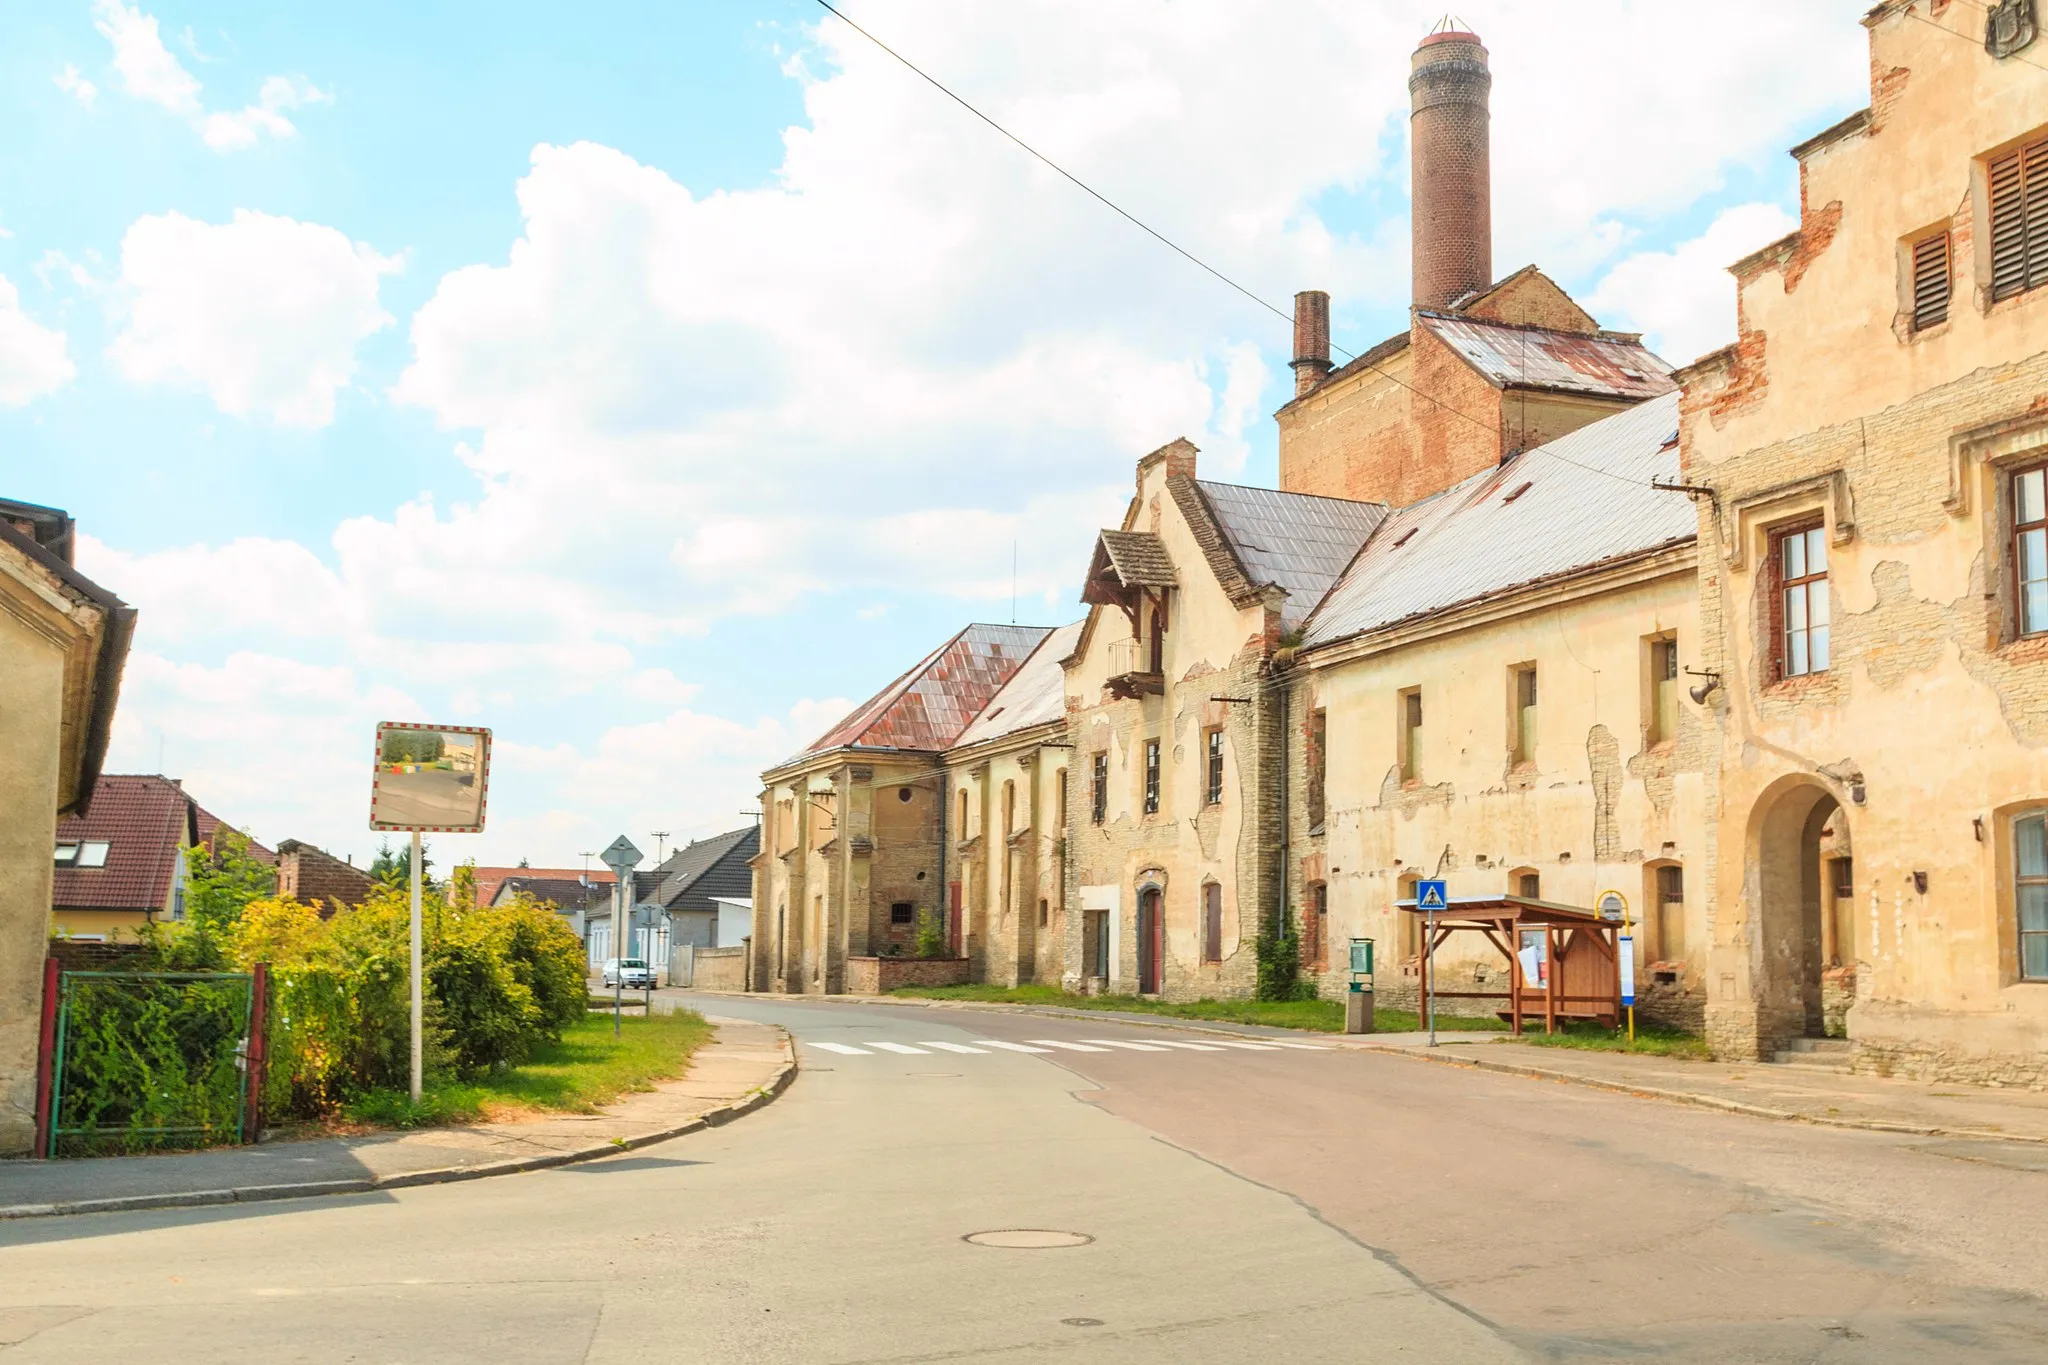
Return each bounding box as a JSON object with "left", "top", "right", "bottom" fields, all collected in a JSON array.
[
  {"left": 1642, "top": 861, "right": 1685, "bottom": 964},
  {"left": 1201, "top": 882, "right": 1223, "bottom": 963},
  {"left": 1510, "top": 867, "right": 1541, "bottom": 900}
]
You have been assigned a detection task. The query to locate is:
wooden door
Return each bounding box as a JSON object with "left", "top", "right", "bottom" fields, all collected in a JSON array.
[{"left": 1138, "top": 888, "right": 1163, "bottom": 994}]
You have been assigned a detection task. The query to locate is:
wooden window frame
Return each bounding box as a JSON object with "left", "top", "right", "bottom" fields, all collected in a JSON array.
[
  {"left": 1988, "top": 136, "right": 2048, "bottom": 305},
  {"left": 1910, "top": 229, "right": 1952, "bottom": 332},
  {"left": 2012, "top": 461, "right": 2048, "bottom": 639},
  {"left": 1204, "top": 728, "right": 1225, "bottom": 806},
  {"left": 1143, "top": 739, "right": 1161, "bottom": 816},
  {"left": 1305, "top": 881, "right": 1328, "bottom": 972},
  {"left": 2014, "top": 811, "right": 2048, "bottom": 983},
  {"left": 1770, "top": 521, "right": 1830, "bottom": 680},
  {"left": 1090, "top": 753, "right": 1108, "bottom": 826},
  {"left": 1515, "top": 870, "right": 1541, "bottom": 900}
]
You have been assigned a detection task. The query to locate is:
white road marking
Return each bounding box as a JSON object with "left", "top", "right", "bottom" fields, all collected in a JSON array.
[
  {"left": 868, "top": 1041, "right": 931, "bottom": 1054},
  {"left": 916, "top": 1041, "right": 989, "bottom": 1054},
  {"left": 979, "top": 1040, "right": 1056, "bottom": 1053},
  {"left": 1079, "top": 1039, "right": 1174, "bottom": 1052},
  {"left": 1028, "top": 1039, "right": 1115, "bottom": 1052},
  {"left": 1270, "top": 1042, "right": 1334, "bottom": 1051},
  {"left": 1152, "top": 1040, "right": 1229, "bottom": 1051},
  {"left": 810, "top": 1042, "right": 871, "bottom": 1055},
  {"left": 1207, "top": 1041, "right": 1285, "bottom": 1051}
]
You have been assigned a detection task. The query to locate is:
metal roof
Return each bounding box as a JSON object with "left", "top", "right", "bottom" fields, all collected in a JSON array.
[
  {"left": 1195, "top": 482, "right": 1388, "bottom": 629},
  {"left": 791, "top": 623, "right": 1053, "bottom": 761},
  {"left": 952, "top": 621, "right": 1083, "bottom": 749},
  {"left": 1304, "top": 392, "right": 1693, "bottom": 648},
  {"left": 1419, "top": 314, "right": 1678, "bottom": 400}
]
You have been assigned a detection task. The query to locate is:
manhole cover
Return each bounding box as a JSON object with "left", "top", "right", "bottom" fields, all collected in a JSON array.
[{"left": 963, "top": 1229, "right": 1094, "bottom": 1249}]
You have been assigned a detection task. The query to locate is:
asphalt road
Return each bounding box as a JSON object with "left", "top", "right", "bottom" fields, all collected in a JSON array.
[{"left": 3, "top": 996, "right": 2045, "bottom": 1363}]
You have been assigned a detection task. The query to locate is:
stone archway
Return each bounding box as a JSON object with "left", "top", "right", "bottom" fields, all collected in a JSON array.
[{"left": 1747, "top": 776, "right": 1845, "bottom": 1048}]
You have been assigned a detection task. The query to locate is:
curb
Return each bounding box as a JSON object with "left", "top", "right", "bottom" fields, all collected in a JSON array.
[
  {"left": 0, "top": 1029, "right": 798, "bottom": 1222},
  {"left": 1373, "top": 1045, "right": 2048, "bottom": 1147}
]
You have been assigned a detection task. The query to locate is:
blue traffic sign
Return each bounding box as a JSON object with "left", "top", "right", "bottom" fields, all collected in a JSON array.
[{"left": 1417, "top": 879, "right": 1448, "bottom": 912}]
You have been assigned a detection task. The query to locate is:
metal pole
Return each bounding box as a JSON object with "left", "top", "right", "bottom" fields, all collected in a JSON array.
[
  {"left": 1426, "top": 902, "right": 1438, "bottom": 1048},
  {"left": 409, "top": 829, "right": 423, "bottom": 1104},
  {"left": 613, "top": 873, "right": 624, "bottom": 1037}
]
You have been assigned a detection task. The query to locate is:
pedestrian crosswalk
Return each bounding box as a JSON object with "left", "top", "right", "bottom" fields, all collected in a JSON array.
[{"left": 804, "top": 1035, "right": 1333, "bottom": 1058}]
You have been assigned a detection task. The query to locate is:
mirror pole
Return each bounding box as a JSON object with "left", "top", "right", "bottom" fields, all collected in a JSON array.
[{"left": 409, "top": 829, "right": 424, "bottom": 1104}]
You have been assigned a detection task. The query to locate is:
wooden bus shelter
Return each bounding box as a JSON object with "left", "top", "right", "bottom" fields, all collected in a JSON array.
[{"left": 1396, "top": 895, "right": 1622, "bottom": 1034}]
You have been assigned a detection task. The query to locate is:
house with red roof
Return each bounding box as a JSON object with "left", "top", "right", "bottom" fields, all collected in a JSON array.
[{"left": 50, "top": 775, "right": 266, "bottom": 940}]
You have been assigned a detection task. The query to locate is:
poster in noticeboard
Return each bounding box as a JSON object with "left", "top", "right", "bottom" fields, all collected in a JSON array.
[{"left": 1517, "top": 929, "right": 1548, "bottom": 989}]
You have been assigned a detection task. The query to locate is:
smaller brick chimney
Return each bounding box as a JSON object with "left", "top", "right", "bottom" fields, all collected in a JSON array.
[
  {"left": 1410, "top": 26, "right": 1493, "bottom": 311},
  {"left": 1291, "top": 290, "right": 1333, "bottom": 397}
]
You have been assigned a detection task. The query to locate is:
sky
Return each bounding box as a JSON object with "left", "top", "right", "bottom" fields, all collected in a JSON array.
[{"left": 1, "top": 1, "right": 1879, "bottom": 869}]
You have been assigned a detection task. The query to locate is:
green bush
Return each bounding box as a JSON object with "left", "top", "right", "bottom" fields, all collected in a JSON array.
[{"left": 1255, "top": 914, "right": 1316, "bottom": 1002}]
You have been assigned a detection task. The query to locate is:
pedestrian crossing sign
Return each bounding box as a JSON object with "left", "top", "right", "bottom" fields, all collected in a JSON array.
[{"left": 1417, "top": 879, "right": 1448, "bottom": 912}]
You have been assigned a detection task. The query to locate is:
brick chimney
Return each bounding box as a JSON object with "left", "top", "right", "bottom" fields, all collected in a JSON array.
[
  {"left": 1410, "top": 27, "right": 1493, "bottom": 311},
  {"left": 1291, "top": 290, "right": 1332, "bottom": 398}
]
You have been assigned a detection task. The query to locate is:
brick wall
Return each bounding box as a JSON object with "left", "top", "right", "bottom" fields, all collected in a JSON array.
[
  {"left": 693, "top": 946, "right": 748, "bottom": 992},
  {"left": 844, "top": 955, "right": 970, "bottom": 994}
]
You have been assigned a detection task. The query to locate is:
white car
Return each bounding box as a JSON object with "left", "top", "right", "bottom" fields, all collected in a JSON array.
[{"left": 601, "top": 958, "right": 657, "bottom": 989}]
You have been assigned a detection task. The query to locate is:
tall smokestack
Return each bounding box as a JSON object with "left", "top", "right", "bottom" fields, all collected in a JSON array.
[
  {"left": 1410, "top": 26, "right": 1493, "bottom": 311},
  {"left": 1291, "top": 290, "right": 1332, "bottom": 398}
]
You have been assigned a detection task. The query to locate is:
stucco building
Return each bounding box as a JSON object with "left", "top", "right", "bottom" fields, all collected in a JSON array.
[
  {"left": 1677, "top": 1, "right": 2048, "bottom": 1076},
  {"left": 0, "top": 498, "right": 132, "bottom": 1156}
]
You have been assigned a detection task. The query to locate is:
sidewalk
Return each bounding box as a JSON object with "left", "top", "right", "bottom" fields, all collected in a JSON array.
[
  {"left": 708, "top": 989, "right": 2048, "bottom": 1145},
  {"left": 0, "top": 1016, "right": 794, "bottom": 1221}
]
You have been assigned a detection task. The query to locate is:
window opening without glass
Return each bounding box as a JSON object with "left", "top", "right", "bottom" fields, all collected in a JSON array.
[
  {"left": 1512, "top": 667, "right": 1537, "bottom": 764},
  {"left": 1202, "top": 883, "right": 1222, "bottom": 964},
  {"left": 1400, "top": 690, "right": 1424, "bottom": 781}
]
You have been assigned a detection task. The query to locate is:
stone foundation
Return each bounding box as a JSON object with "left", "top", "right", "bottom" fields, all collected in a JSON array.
[
  {"left": 1849, "top": 998, "right": 2048, "bottom": 1090},
  {"left": 844, "top": 956, "right": 971, "bottom": 994}
]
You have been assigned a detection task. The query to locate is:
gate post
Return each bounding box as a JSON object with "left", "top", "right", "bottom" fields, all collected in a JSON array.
[
  {"left": 32, "top": 958, "right": 59, "bottom": 1158},
  {"left": 243, "top": 963, "right": 270, "bottom": 1144}
]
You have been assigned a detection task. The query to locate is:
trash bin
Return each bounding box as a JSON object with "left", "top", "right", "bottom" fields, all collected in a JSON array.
[{"left": 1345, "top": 981, "right": 1375, "bottom": 1034}]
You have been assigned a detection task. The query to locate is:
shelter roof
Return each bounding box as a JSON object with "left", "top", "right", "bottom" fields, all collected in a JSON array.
[
  {"left": 52, "top": 774, "right": 196, "bottom": 913},
  {"left": 1191, "top": 481, "right": 1388, "bottom": 629},
  {"left": 1394, "top": 894, "right": 1616, "bottom": 927},
  {"left": 1304, "top": 392, "right": 1692, "bottom": 648},
  {"left": 952, "top": 621, "right": 1084, "bottom": 749},
  {"left": 1416, "top": 313, "right": 1677, "bottom": 401},
  {"left": 1095, "top": 530, "right": 1178, "bottom": 587}
]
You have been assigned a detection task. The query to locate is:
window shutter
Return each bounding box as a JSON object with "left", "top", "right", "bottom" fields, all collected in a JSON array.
[
  {"left": 1912, "top": 231, "right": 1950, "bottom": 331},
  {"left": 1990, "top": 138, "right": 2048, "bottom": 303}
]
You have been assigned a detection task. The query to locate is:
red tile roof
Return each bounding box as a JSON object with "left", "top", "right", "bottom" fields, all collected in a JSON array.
[
  {"left": 53, "top": 775, "right": 197, "bottom": 914},
  {"left": 194, "top": 805, "right": 275, "bottom": 864},
  {"left": 790, "top": 623, "right": 1053, "bottom": 763}
]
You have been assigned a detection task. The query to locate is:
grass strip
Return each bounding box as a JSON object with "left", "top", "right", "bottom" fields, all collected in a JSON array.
[
  {"left": 1503, "top": 1021, "right": 1711, "bottom": 1059},
  {"left": 343, "top": 1009, "right": 713, "bottom": 1128}
]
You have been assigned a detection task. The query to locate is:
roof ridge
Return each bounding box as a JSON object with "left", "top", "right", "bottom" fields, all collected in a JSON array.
[{"left": 1196, "top": 478, "right": 1391, "bottom": 511}]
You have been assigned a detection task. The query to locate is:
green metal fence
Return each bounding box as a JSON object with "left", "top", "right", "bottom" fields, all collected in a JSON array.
[{"left": 45, "top": 970, "right": 255, "bottom": 1158}]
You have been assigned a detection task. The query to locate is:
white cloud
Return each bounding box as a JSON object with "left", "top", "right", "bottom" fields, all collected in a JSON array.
[
  {"left": 1585, "top": 203, "right": 1802, "bottom": 366},
  {"left": 107, "top": 209, "right": 398, "bottom": 426},
  {"left": 93, "top": 0, "right": 199, "bottom": 115},
  {"left": 54, "top": 63, "right": 99, "bottom": 108},
  {"left": 0, "top": 274, "right": 75, "bottom": 406},
  {"left": 200, "top": 75, "right": 331, "bottom": 150},
  {"left": 90, "top": 1, "right": 324, "bottom": 149}
]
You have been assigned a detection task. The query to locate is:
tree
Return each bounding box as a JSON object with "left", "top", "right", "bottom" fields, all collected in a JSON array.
[
  {"left": 184, "top": 829, "right": 278, "bottom": 936},
  {"left": 370, "top": 839, "right": 434, "bottom": 890}
]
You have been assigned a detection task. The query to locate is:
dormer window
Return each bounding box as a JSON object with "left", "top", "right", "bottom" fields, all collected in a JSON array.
[{"left": 54, "top": 841, "right": 110, "bottom": 868}]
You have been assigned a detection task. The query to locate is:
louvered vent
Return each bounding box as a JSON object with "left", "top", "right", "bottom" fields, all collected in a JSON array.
[
  {"left": 1912, "top": 231, "right": 1950, "bottom": 331},
  {"left": 1989, "top": 136, "right": 2048, "bottom": 304}
]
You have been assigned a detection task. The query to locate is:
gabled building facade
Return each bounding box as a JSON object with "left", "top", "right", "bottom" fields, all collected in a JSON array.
[
  {"left": 1678, "top": 2, "right": 2048, "bottom": 1076},
  {"left": 752, "top": 623, "right": 1052, "bottom": 994}
]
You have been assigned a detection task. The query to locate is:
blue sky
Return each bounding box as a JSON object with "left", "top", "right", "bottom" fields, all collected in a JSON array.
[{"left": 0, "top": 1, "right": 1874, "bottom": 866}]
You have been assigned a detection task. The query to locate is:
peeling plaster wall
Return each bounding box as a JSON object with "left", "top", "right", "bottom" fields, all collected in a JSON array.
[
  {"left": 1063, "top": 455, "right": 1279, "bottom": 1002},
  {"left": 1680, "top": 7, "right": 2048, "bottom": 1075},
  {"left": 1289, "top": 566, "right": 1708, "bottom": 1026}
]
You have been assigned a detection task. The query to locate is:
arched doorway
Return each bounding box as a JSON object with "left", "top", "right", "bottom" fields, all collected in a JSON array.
[
  {"left": 1749, "top": 778, "right": 1845, "bottom": 1045},
  {"left": 1137, "top": 885, "right": 1163, "bottom": 995}
]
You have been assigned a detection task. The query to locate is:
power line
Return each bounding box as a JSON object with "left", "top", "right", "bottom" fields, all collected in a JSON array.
[
  {"left": 807, "top": 0, "right": 1666, "bottom": 489},
  {"left": 1900, "top": 0, "right": 2048, "bottom": 78}
]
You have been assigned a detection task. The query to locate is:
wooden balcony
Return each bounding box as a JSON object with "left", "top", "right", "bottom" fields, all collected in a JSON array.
[{"left": 1106, "top": 638, "right": 1163, "bottom": 699}]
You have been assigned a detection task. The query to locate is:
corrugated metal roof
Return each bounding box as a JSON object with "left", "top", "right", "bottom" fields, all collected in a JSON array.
[
  {"left": 793, "top": 623, "right": 1053, "bottom": 761},
  {"left": 1195, "top": 482, "right": 1388, "bottom": 629},
  {"left": 1097, "top": 530, "right": 1178, "bottom": 587},
  {"left": 1304, "top": 393, "right": 1693, "bottom": 647},
  {"left": 952, "top": 621, "right": 1083, "bottom": 749},
  {"left": 1420, "top": 314, "right": 1678, "bottom": 400}
]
